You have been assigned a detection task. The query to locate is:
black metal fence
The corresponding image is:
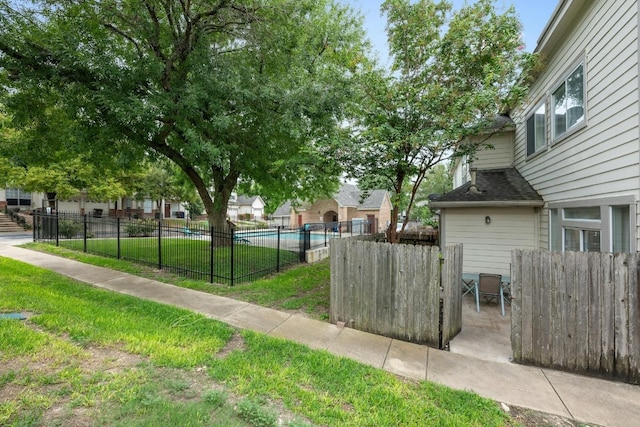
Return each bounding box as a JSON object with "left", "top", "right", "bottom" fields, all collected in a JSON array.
[
  {"left": 32, "top": 211, "right": 372, "bottom": 285},
  {"left": 302, "top": 220, "right": 373, "bottom": 250}
]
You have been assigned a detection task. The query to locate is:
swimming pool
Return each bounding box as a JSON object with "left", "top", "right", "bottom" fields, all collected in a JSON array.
[{"left": 235, "top": 230, "right": 336, "bottom": 242}]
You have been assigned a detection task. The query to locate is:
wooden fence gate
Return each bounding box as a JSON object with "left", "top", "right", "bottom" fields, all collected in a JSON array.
[{"left": 330, "top": 238, "right": 462, "bottom": 348}]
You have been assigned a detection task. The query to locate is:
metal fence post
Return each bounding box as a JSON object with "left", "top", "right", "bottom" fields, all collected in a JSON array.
[
  {"left": 158, "top": 219, "right": 162, "bottom": 270},
  {"left": 117, "top": 217, "right": 121, "bottom": 259},
  {"left": 55, "top": 211, "right": 59, "bottom": 247},
  {"left": 83, "top": 213, "right": 88, "bottom": 252},
  {"left": 209, "top": 225, "right": 214, "bottom": 283},
  {"left": 276, "top": 226, "right": 281, "bottom": 273},
  {"left": 230, "top": 228, "right": 235, "bottom": 286}
]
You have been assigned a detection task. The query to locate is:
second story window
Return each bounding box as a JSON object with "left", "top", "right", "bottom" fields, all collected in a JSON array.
[
  {"left": 526, "top": 103, "right": 546, "bottom": 156},
  {"left": 552, "top": 62, "right": 584, "bottom": 140}
]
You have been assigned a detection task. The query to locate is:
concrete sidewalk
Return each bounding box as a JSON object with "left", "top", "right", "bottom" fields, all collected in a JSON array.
[{"left": 1, "top": 240, "right": 639, "bottom": 427}]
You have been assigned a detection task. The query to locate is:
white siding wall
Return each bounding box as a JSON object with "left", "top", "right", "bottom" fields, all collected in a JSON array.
[
  {"left": 452, "top": 132, "right": 514, "bottom": 189},
  {"left": 56, "top": 200, "right": 110, "bottom": 212},
  {"left": 469, "top": 132, "right": 515, "bottom": 169},
  {"left": 513, "top": 0, "right": 640, "bottom": 249},
  {"left": 452, "top": 158, "right": 467, "bottom": 189},
  {"left": 441, "top": 207, "right": 538, "bottom": 277}
]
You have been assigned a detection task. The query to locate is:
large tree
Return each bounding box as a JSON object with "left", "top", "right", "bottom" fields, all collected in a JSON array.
[
  {"left": 344, "top": 0, "right": 538, "bottom": 242},
  {"left": 0, "top": 0, "right": 368, "bottom": 228}
]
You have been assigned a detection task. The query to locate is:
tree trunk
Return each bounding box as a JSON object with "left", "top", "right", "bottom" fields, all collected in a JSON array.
[
  {"left": 388, "top": 204, "right": 401, "bottom": 243},
  {"left": 387, "top": 169, "right": 407, "bottom": 243}
]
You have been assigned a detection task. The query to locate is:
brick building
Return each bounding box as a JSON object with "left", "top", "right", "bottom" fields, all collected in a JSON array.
[{"left": 271, "top": 184, "right": 392, "bottom": 232}]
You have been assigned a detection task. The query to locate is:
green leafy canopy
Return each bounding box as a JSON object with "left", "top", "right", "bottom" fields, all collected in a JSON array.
[
  {"left": 0, "top": 0, "right": 370, "bottom": 227},
  {"left": 342, "top": 0, "right": 538, "bottom": 241}
]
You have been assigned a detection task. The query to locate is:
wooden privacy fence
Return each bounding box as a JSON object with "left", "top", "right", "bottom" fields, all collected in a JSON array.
[
  {"left": 511, "top": 249, "right": 640, "bottom": 384},
  {"left": 330, "top": 239, "right": 462, "bottom": 348}
]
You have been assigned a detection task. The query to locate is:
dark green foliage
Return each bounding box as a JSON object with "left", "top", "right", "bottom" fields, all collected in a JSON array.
[{"left": 124, "top": 219, "right": 156, "bottom": 237}]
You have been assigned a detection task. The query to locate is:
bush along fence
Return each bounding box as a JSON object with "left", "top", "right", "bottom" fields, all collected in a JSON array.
[
  {"left": 511, "top": 249, "right": 640, "bottom": 384},
  {"left": 330, "top": 238, "right": 462, "bottom": 348},
  {"left": 32, "top": 211, "right": 372, "bottom": 286}
]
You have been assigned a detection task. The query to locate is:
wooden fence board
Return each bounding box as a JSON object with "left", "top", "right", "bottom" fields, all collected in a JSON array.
[
  {"left": 587, "top": 252, "right": 602, "bottom": 372},
  {"left": 397, "top": 244, "right": 410, "bottom": 337},
  {"left": 531, "top": 249, "right": 542, "bottom": 363},
  {"left": 614, "top": 253, "right": 630, "bottom": 379},
  {"left": 563, "top": 251, "right": 577, "bottom": 371},
  {"left": 511, "top": 249, "right": 639, "bottom": 384},
  {"left": 441, "top": 245, "right": 462, "bottom": 346},
  {"left": 629, "top": 255, "right": 640, "bottom": 383},
  {"left": 549, "top": 252, "right": 563, "bottom": 368},
  {"left": 539, "top": 250, "right": 552, "bottom": 366},
  {"left": 520, "top": 250, "right": 534, "bottom": 362},
  {"left": 511, "top": 250, "right": 522, "bottom": 361},
  {"left": 575, "top": 252, "right": 590, "bottom": 373},
  {"left": 600, "top": 253, "right": 615, "bottom": 375}
]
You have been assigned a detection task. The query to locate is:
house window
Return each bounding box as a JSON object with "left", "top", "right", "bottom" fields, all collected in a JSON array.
[
  {"left": 564, "top": 206, "right": 600, "bottom": 220},
  {"left": 552, "top": 63, "right": 584, "bottom": 140},
  {"left": 526, "top": 103, "right": 546, "bottom": 156},
  {"left": 564, "top": 228, "right": 600, "bottom": 252},
  {"left": 5, "top": 188, "right": 31, "bottom": 207},
  {"left": 612, "top": 205, "right": 630, "bottom": 253},
  {"left": 549, "top": 200, "right": 634, "bottom": 253}
]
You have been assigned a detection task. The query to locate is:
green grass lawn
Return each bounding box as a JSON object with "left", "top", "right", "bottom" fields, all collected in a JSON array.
[
  {"left": 23, "top": 242, "right": 330, "bottom": 320},
  {"left": 55, "top": 237, "right": 300, "bottom": 285},
  {"left": 0, "top": 256, "right": 514, "bottom": 426}
]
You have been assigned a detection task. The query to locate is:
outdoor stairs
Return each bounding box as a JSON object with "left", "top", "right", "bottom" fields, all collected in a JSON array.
[{"left": 0, "top": 213, "right": 25, "bottom": 233}]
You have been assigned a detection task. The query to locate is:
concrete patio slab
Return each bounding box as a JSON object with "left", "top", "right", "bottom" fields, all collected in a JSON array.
[{"left": 449, "top": 295, "right": 512, "bottom": 363}]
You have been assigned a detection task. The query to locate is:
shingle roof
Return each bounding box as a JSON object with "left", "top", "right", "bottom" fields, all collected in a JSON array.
[
  {"left": 334, "top": 184, "right": 388, "bottom": 210},
  {"left": 273, "top": 184, "right": 389, "bottom": 215},
  {"left": 233, "top": 195, "right": 258, "bottom": 206},
  {"left": 358, "top": 189, "right": 388, "bottom": 210},
  {"left": 334, "top": 183, "right": 360, "bottom": 206},
  {"left": 429, "top": 168, "right": 543, "bottom": 207},
  {"left": 272, "top": 200, "right": 291, "bottom": 217}
]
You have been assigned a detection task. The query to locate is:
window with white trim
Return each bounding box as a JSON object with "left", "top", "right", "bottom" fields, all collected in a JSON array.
[
  {"left": 526, "top": 103, "right": 546, "bottom": 156},
  {"left": 549, "top": 202, "right": 634, "bottom": 253},
  {"left": 552, "top": 63, "right": 584, "bottom": 140}
]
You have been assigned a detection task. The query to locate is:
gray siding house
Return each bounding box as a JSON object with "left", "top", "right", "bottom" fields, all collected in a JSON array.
[{"left": 431, "top": 0, "right": 639, "bottom": 276}]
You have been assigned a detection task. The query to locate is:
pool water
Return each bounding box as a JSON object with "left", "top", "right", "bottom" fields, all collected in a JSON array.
[{"left": 235, "top": 230, "right": 335, "bottom": 241}]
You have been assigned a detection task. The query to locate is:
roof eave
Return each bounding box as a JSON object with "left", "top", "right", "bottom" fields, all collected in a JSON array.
[{"left": 429, "top": 200, "right": 544, "bottom": 208}]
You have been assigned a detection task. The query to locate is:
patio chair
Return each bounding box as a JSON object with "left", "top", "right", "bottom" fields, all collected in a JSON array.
[{"left": 475, "top": 273, "right": 507, "bottom": 316}]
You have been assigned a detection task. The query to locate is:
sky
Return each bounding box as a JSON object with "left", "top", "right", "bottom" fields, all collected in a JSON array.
[{"left": 340, "top": 0, "right": 560, "bottom": 66}]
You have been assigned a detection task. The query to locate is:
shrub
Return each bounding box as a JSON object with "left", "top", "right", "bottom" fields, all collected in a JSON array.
[
  {"left": 125, "top": 219, "right": 156, "bottom": 237},
  {"left": 58, "top": 220, "right": 83, "bottom": 239}
]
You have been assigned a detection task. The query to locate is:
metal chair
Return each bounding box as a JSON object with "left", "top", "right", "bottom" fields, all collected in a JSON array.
[
  {"left": 462, "top": 277, "right": 476, "bottom": 297},
  {"left": 475, "top": 273, "right": 506, "bottom": 316}
]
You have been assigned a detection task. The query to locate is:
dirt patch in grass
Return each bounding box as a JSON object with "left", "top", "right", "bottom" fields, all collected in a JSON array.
[
  {"left": 215, "top": 331, "right": 247, "bottom": 359},
  {"left": 1, "top": 323, "right": 313, "bottom": 427}
]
